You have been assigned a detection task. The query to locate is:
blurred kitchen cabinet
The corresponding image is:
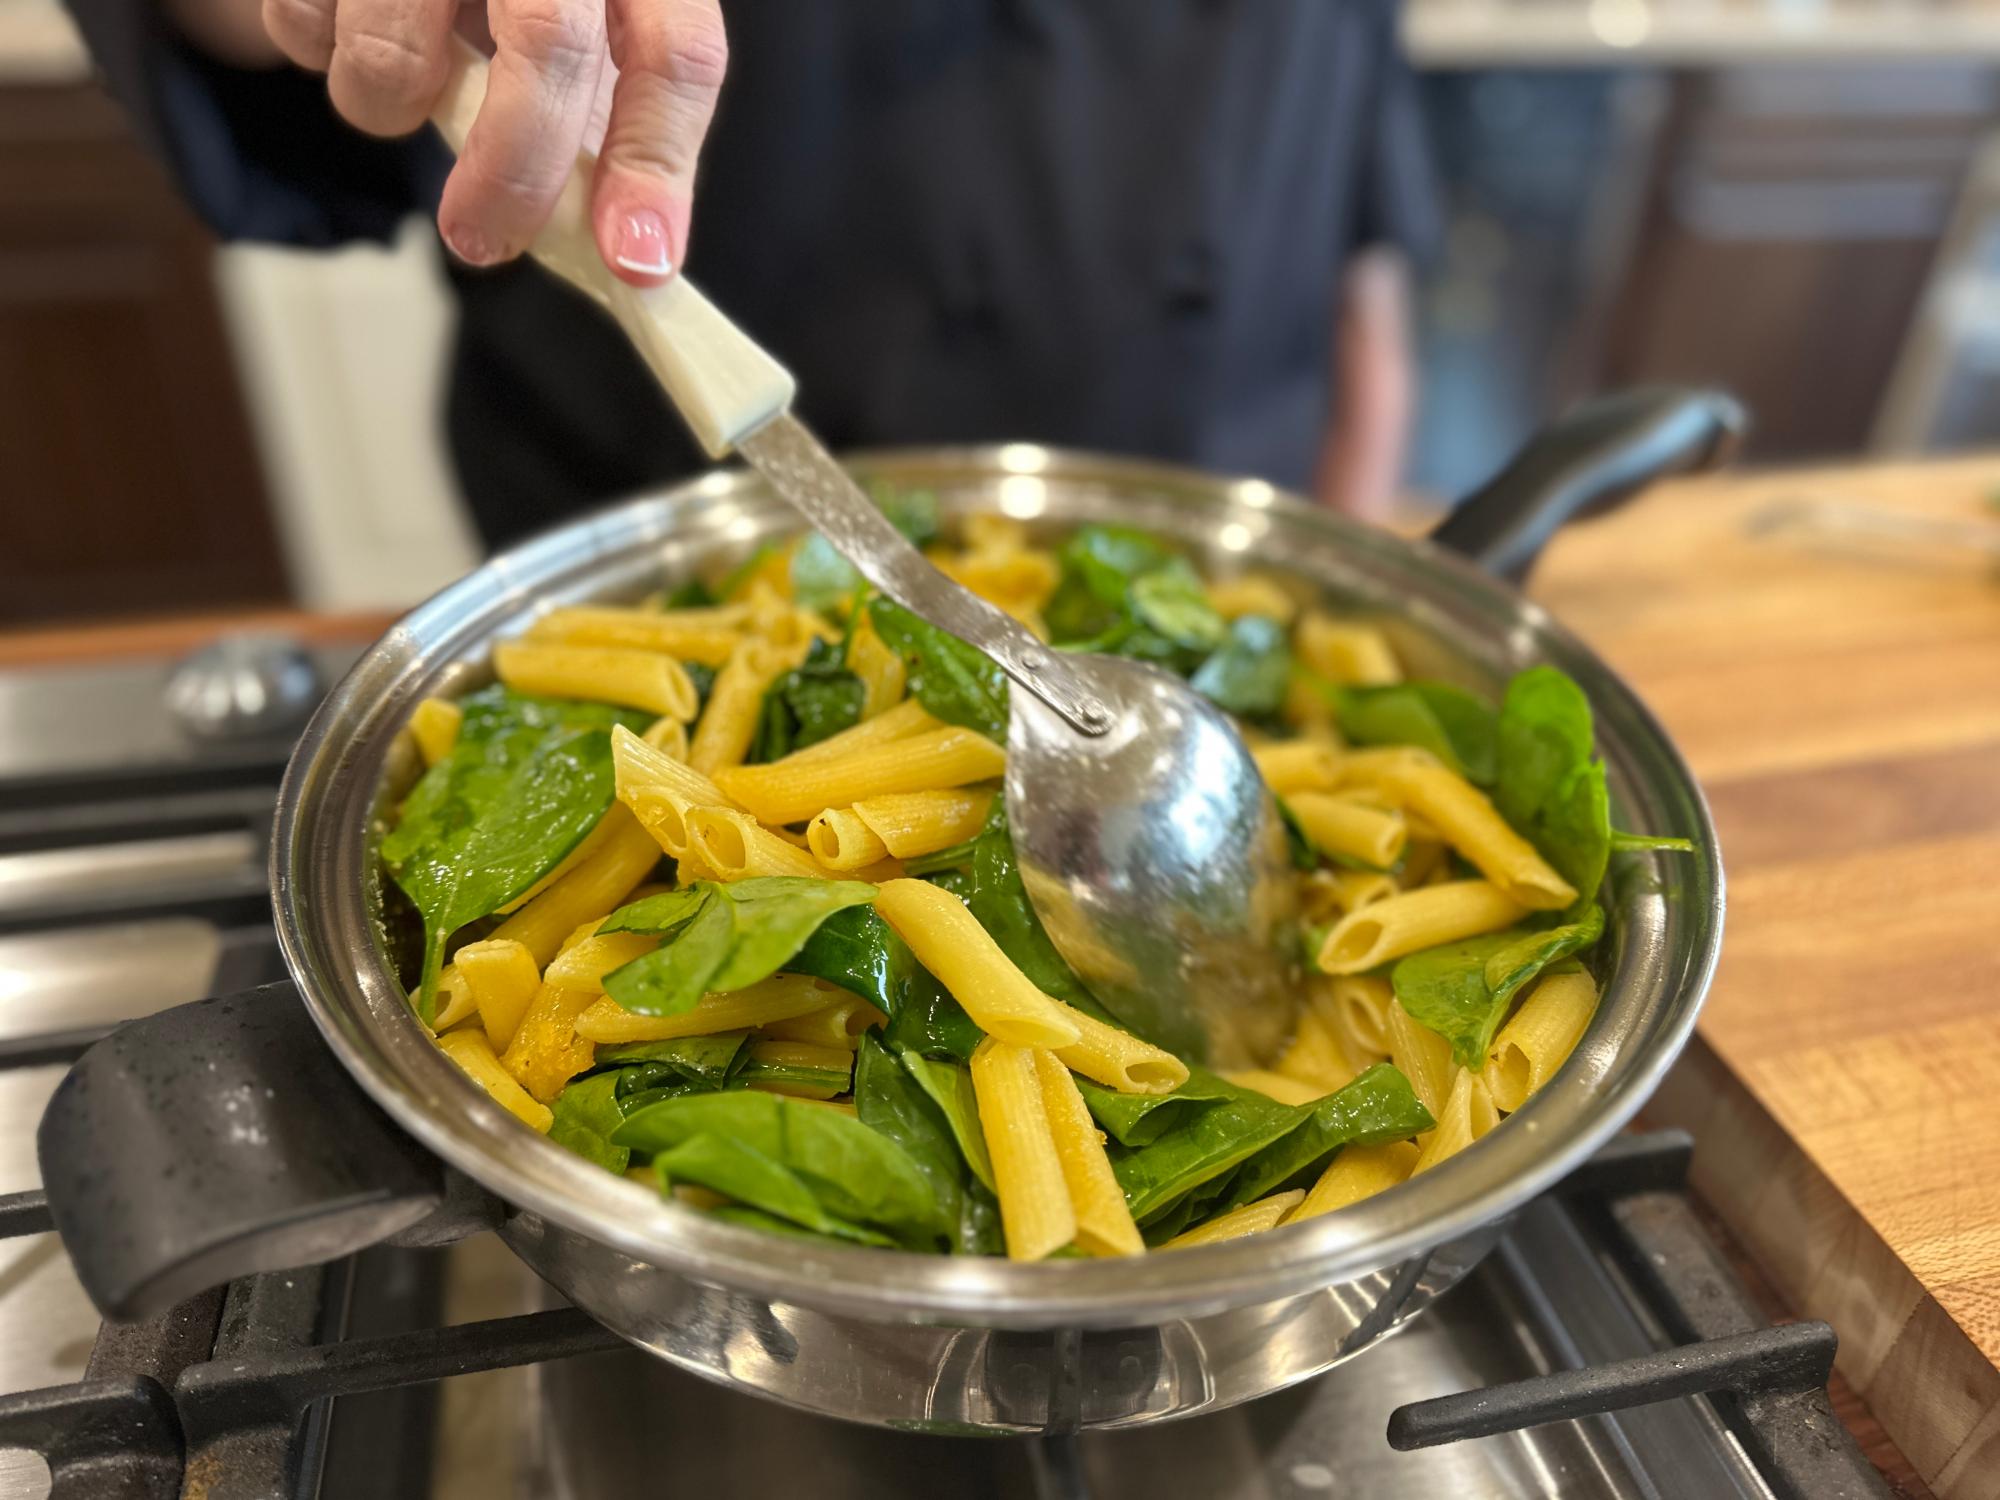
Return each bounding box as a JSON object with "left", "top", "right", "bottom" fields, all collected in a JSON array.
[
  {"left": 0, "top": 83, "right": 287, "bottom": 623},
  {"left": 1591, "top": 66, "right": 1998, "bottom": 460}
]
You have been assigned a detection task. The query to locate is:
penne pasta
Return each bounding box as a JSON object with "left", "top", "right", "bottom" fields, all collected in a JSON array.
[
  {"left": 430, "top": 965, "right": 477, "bottom": 1032},
  {"left": 500, "top": 982, "right": 599, "bottom": 1102},
  {"left": 437, "top": 1028, "right": 553, "bottom": 1132},
  {"left": 716, "top": 727, "right": 1007, "bottom": 826},
  {"left": 611, "top": 725, "right": 740, "bottom": 859},
  {"left": 971, "top": 1039, "right": 1077, "bottom": 1261},
  {"left": 1048, "top": 1004, "right": 1190, "bottom": 1095},
  {"left": 1275, "top": 1001, "right": 1359, "bottom": 1094},
  {"left": 1286, "top": 791, "right": 1408, "bottom": 870},
  {"left": 489, "top": 806, "right": 661, "bottom": 966},
  {"left": 939, "top": 550, "right": 1061, "bottom": 618},
  {"left": 1326, "top": 975, "right": 1393, "bottom": 1062},
  {"left": 780, "top": 698, "right": 937, "bottom": 765},
  {"left": 1163, "top": 1191, "right": 1307, "bottom": 1249},
  {"left": 689, "top": 638, "right": 797, "bottom": 775},
  {"left": 758, "top": 995, "right": 889, "bottom": 1050},
  {"left": 1412, "top": 1067, "right": 1502, "bottom": 1175},
  {"left": 1317, "top": 880, "right": 1528, "bottom": 974},
  {"left": 452, "top": 937, "right": 542, "bottom": 1051},
  {"left": 844, "top": 614, "right": 908, "bottom": 720},
  {"left": 1225, "top": 1069, "right": 1330, "bottom": 1107},
  {"left": 541, "top": 929, "right": 660, "bottom": 993},
  {"left": 494, "top": 642, "right": 697, "bottom": 720},
  {"left": 1340, "top": 757, "right": 1576, "bottom": 911},
  {"left": 1288, "top": 1140, "right": 1421, "bottom": 1222},
  {"left": 810, "top": 788, "right": 995, "bottom": 868},
  {"left": 873, "top": 880, "right": 1081, "bottom": 1049},
  {"left": 1384, "top": 998, "right": 1456, "bottom": 1122},
  {"left": 409, "top": 697, "right": 462, "bottom": 767},
  {"left": 1325, "top": 870, "right": 1397, "bottom": 914},
  {"left": 641, "top": 714, "right": 690, "bottom": 760},
  {"left": 804, "top": 807, "right": 888, "bottom": 871},
  {"left": 687, "top": 806, "right": 838, "bottom": 880},
  {"left": 1487, "top": 968, "right": 1598, "bottom": 1112},
  {"left": 743, "top": 1039, "right": 854, "bottom": 1099},
  {"left": 1032, "top": 1049, "right": 1143, "bottom": 1256},
  {"left": 524, "top": 603, "right": 748, "bottom": 665},
  {"left": 572, "top": 974, "right": 846, "bottom": 1043},
  {"left": 1281, "top": 670, "right": 1341, "bottom": 739},
  {"left": 1295, "top": 613, "right": 1401, "bottom": 686},
  {"left": 1253, "top": 740, "right": 1343, "bottom": 796},
  {"left": 1206, "top": 573, "right": 1297, "bottom": 624}
]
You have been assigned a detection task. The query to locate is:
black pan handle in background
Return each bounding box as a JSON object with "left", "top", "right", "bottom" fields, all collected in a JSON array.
[
  {"left": 37, "top": 984, "right": 500, "bottom": 1322},
  {"left": 1430, "top": 387, "right": 1748, "bottom": 583}
]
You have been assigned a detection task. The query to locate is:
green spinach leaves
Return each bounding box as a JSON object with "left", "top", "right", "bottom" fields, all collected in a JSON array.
[
  {"left": 1495, "top": 666, "right": 1611, "bottom": 905},
  {"left": 867, "top": 597, "right": 1011, "bottom": 742},
  {"left": 1391, "top": 906, "right": 1604, "bottom": 1069},
  {"left": 1335, "top": 681, "right": 1499, "bottom": 785}
]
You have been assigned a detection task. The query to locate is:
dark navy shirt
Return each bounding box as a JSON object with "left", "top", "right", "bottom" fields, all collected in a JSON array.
[{"left": 63, "top": 0, "right": 1439, "bottom": 545}]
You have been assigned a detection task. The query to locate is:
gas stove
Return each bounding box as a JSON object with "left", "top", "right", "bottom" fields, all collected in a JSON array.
[{"left": 0, "top": 631, "right": 1908, "bottom": 1500}]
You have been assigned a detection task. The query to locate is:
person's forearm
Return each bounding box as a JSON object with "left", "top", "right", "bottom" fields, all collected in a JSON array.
[
  {"left": 1315, "top": 246, "right": 1416, "bottom": 521},
  {"left": 162, "top": 0, "right": 283, "bottom": 68}
]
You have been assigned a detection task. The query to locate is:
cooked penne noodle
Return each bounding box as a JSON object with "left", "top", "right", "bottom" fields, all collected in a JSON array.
[
  {"left": 874, "top": 880, "right": 1081, "bottom": 1049},
  {"left": 962, "top": 513, "right": 1031, "bottom": 554},
  {"left": 718, "top": 727, "right": 1007, "bottom": 827},
  {"left": 1163, "top": 1191, "right": 1307, "bottom": 1249},
  {"left": 1295, "top": 613, "right": 1401, "bottom": 686},
  {"left": 1326, "top": 975, "right": 1393, "bottom": 1061},
  {"left": 1048, "top": 1005, "right": 1190, "bottom": 1095},
  {"left": 494, "top": 642, "right": 697, "bottom": 720},
  {"left": 1281, "top": 670, "right": 1341, "bottom": 739},
  {"left": 1253, "top": 740, "right": 1343, "bottom": 795},
  {"left": 1317, "top": 880, "right": 1528, "bottom": 974},
  {"left": 758, "top": 995, "right": 888, "bottom": 1050},
  {"left": 437, "top": 1028, "right": 553, "bottom": 1132},
  {"left": 489, "top": 806, "right": 660, "bottom": 966},
  {"left": 1288, "top": 1140, "right": 1421, "bottom": 1222},
  {"left": 743, "top": 1039, "right": 854, "bottom": 1099},
  {"left": 845, "top": 614, "right": 907, "bottom": 719},
  {"left": 804, "top": 807, "right": 888, "bottom": 871},
  {"left": 500, "top": 982, "right": 599, "bottom": 1102},
  {"left": 1032, "top": 1049, "right": 1143, "bottom": 1256},
  {"left": 494, "top": 810, "right": 616, "bottom": 915},
  {"left": 781, "top": 698, "right": 938, "bottom": 764},
  {"left": 689, "top": 638, "right": 797, "bottom": 775},
  {"left": 1275, "top": 1001, "right": 1358, "bottom": 1094},
  {"left": 820, "top": 788, "right": 995, "bottom": 865},
  {"left": 1384, "top": 998, "right": 1456, "bottom": 1122},
  {"left": 430, "top": 965, "right": 477, "bottom": 1031},
  {"left": 541, "top": 929, "right": 659, "bottom": 993},
  {"left": 524, "top": 604, "right": 747, "bottom": 665},
  {"left": 1397, "top": 839, "right": 1447, "bottom": 889},
  {"left": 1487, "top": 968, "right": 1598, "bottom": 1112},
  {"left": 1206, "top": 573, "right": 1297, "bottom": 624},
  {"left": 452, "top": 938, "right": 542, "bottom": 1051},
  {"left": 1341, "top": 758, "right": 1576, "bottom": 910},
  {"left": 572, "top": 975, "right": 845, "bottom": 1043},
  {"left": 1225, "top": 1069, "right": 1329, "bottom": 1107},
  {"left": 641, "top": 714, "right": 689, "bottom": 760},
  {"left": 408, "top": 697, "right": 462, "bottom": 767},
  {"left": 688, "top": 806, "right": 838, "bottom": 880},
  {"left": 611, "top": 725, "right": 739, "bottom": 858},
  {"left": 971, "top": 1039, "right": 1077, "bottom": 1261},
  {"left": 1326, "top": 870, "right": 1397, "bottom": 914},
  {"left": 1412, "top": 1067, "right": 1502, "bottom": 1175},
  {"left": 940, "top": 550, "right": 1061, "bottom": 616},
  {"left": 1286, "top": 791, "right": 1408, "bottom": 870}
]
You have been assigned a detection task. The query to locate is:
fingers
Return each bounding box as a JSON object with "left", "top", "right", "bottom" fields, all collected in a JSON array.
[
  {"left": 263, "top": 0, "right": 337, "bottom": 71},
  {"left": 326, "top": 0, "right": 458, "bottom": 136},
  {"left": 590, "top": 0, "right": 726, "bottom": 284},
  {"left": 435, "top": 0, "right": 607, "bottom": 266}
]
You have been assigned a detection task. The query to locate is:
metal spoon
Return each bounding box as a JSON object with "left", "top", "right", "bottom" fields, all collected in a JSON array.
[{"left": 432, "top": 52, "right": 1298, "bottom": 1065}]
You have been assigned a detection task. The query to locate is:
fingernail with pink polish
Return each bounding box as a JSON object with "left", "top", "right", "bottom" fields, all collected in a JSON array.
[
  {"left": 614, "top": 210, "right": 673, "bottom": 277},
  {"left": 445, "top": 224, "right": 500, "bottom": 267}
]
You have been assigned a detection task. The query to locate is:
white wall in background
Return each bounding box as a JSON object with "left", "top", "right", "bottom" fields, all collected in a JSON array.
[{"left": 212, "top": 219, "right": 481, "bottom": 611}]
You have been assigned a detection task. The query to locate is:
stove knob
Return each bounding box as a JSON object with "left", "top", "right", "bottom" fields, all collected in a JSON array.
[{"left": 165, "top": 633, "right": 322, "bottom": 740}]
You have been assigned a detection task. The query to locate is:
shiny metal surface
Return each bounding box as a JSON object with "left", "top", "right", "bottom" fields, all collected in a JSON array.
[
  {"left": 164, "top": 634, "right": 321, "bottom": 741},
  {"left": 273, "top": 447, "right": 1724, "bottom": 1429},
  {"left": 1006, "top": 657, "right": 1299, "bottom": 1066},
  {"left": 0, "top": 838, "right": 259, "bottom": 921},
  {"left": 741, "top": 418, "right": 1298, "bottom": 1053}
]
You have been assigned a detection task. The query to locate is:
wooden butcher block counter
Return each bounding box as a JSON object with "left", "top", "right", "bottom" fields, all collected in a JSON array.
[{"left": 1532, "top": 455, "right": 2000, "bottom": 1500}]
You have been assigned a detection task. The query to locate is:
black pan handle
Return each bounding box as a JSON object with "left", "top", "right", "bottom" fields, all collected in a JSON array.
[
  {"left": 1429, "top": 387, "right": 1747, "bottom": 582},
  {"left": 38, "top": 982, "right": 497, "bottom": 1322}
]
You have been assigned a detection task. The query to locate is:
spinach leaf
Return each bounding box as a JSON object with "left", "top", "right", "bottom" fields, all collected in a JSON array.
[
  {"left": 1391, "top": 905, "right": 1605, "bottom": 1069},
  {"left": 1190, "top": 616, "right": 1292, "bottom": 718},
  {"left": 547, "top": 1073, "right": 632, "bottom": 1173},
  {"left": 854, "top": 1035, "right": 963, "bottom": 1245},
  {"left": 601, "top": 878, "right": 877, "bottom": 1016},
  {"left": 684, "top": 661, "right": 717, "bottom": 714},
  {"left": 734, "top": 1054, "right": 854, "bottom": 1097},
  {"left": 1076, "top": 1072, "right": 1236, "bottom": 1148},
  {"left": 866, "top": 597, "right": 1010, "bottom": 742},
  {"left": 790, "top": 487, "right": 942, "bottom": 612},
  {"left": 1335, "top": 681, "right": 1499, "bottom": 785},
  {"left": 653, "top": 1133, "right": 894, "bottom": 1245},
  {"left": 384, "top": 687, "right": 648, "bottom": 1019},
  {"left": 748, "top": 637, "right": 866, "bottom": 763},
  {"left": 1215, "top": 1063, "right": 1433, "bottom": 1210},
  {"left": 662, "top": 578, "right": 716, "bottom": 609},
  {"left": 956, "top": 805, "right": 1110, "bottom": 1018},
  {"left": 1610, "top": 829, "right": 1696, "bottom": 854},
  {"left": 788, "top": 907, "right": 984, "bottom": 1059},
  {"left": 1276, "top": 796, "right": 1322, "bottom": 872},
  {"left": 1104, "top": 1069, "right": 1309, "bottom": 1224},
  {"left": 706, "top": 1203, "right": 865, "bottom": 1248},
  {"left": 598, "top": 887, "right": 710, "bottom": 938},
  {"left": 1044, "top": 526, "right": 1182, "bottom": 643},
  {"left": 615, "top": 1090, "right": 939, "bottom": 1239},
  {"left": 597, "top": 1033, "right": 749, "bottom": 1090},
  {"left": 897, "top": 1047, "right": 997, "bottom": 1193},
  {"left": 957, "top": 1181, "right": 1005, "bottom": 1257},
  {"left": 1130, "top": 561, "right": 1227, "bottom": 653},
  {"left": 1495, "top": 667, "right": 1610, "bottom": 904}
]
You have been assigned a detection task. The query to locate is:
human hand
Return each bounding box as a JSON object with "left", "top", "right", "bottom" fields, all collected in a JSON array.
[{"left": 261, "top": 0, "right": 725, "bottom": 284}]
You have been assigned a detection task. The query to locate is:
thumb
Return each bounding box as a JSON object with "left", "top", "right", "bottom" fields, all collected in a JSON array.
[{"left": 590, "top": 0, "right": 728, "bottom": 285}]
